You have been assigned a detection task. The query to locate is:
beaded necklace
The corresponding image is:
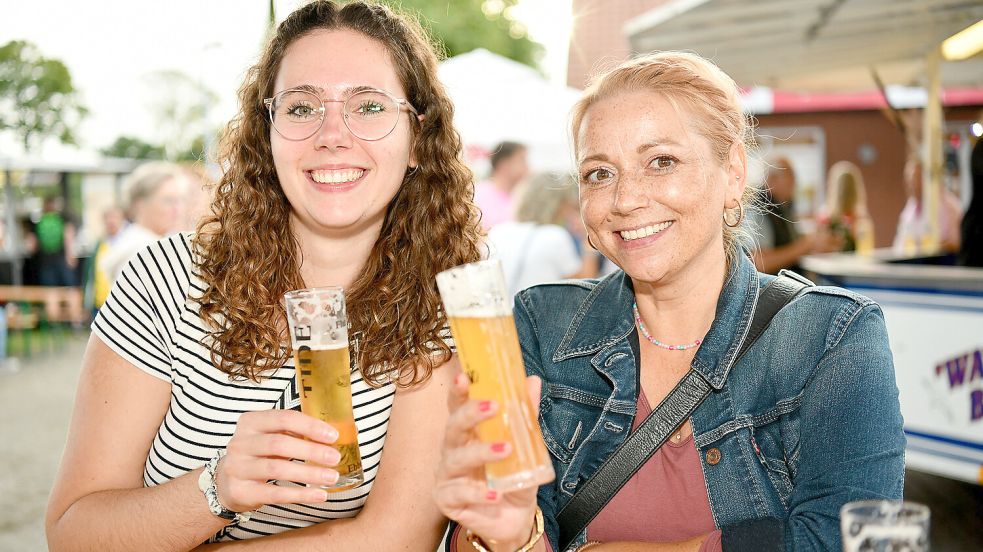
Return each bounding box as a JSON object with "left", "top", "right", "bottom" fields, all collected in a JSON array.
[{"left": 632, "top": 302, "right": 704, "bottom": 351}]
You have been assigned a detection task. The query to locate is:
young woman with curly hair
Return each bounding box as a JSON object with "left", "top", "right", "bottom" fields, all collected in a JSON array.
[{"left": 46, "top": 2, "right": 481, "bottom": 550}]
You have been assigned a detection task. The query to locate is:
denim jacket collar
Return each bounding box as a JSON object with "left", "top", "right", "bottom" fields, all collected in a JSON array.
[{"left": 552, "top": 252, "right": 760, "bottom": 390}]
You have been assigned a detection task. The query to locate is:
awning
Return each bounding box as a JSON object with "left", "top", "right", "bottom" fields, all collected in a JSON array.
[{"left": 625, "top": 0, "right": 983, "bottom": 91}]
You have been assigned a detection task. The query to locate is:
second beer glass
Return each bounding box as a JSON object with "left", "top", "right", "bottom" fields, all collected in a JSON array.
[
  {"left": 284, "top": 287, "right": 364, "bottom": 491},
  {"left": 436, "top": 260, "right": 554, "bottom": 493}
]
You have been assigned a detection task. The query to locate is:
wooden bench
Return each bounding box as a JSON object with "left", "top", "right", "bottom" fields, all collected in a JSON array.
[{"left": 0, "top": 286, "right": 85, "bottom": 355}]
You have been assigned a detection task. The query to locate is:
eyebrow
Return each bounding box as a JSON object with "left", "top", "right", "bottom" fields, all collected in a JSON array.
[
  {"left": 289, "top": 84, "right": 382, "bottom": 96},
  {"left": 578, "top": 138, "right": 685, "bottom": 165},
  {"left": 636, "top": 139, "right": 684, "bottom": 153}
]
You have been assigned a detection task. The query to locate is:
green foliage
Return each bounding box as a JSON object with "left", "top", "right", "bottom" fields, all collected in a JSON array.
[
  {"left": 380, "top": 0, "right": 542, "bottom": 68},
  {"left": 100, "top": 135, "right": 166, "bottom": 160},
  {"left": 0, "top": 40, "right": 88, "bottom": 152},
  {"left": 143, "top": 69, "right": 219, "bottom": 161}
]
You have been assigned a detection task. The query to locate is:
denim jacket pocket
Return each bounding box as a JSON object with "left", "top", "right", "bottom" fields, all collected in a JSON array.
[
  {"left": 539, "top": 382, "right": 606, "bottom": 465},
  {"left": 749, "top": 403, "right": 802, "bottom": 507}
]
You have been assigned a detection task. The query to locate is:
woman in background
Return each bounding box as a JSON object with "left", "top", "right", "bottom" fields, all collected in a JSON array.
[
  {"left": 487, "top": 172, "right": 601, "bottom": 296},
  {"left": 820, "top": 160, "right": 874, "bottom": 253}
]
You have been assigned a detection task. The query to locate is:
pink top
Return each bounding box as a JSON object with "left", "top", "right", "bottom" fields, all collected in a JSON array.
[
  {"left": 474, "top": 179, "right": 514, "bottom": 230},
  {"left": 585, "top": 389, "right": 723, "bottom": 551}
]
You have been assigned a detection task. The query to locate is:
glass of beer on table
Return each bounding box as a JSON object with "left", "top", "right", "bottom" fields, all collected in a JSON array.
[
  {"left": 436, "top": 260, "right": 554, "bottom": 492},
  {"left": 283, "top": 287, "right": 363, "bottom": 491}
]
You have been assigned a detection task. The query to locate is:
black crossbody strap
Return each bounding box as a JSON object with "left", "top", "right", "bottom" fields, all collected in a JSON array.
[{"left": 556, "top": 272, "right": 810, "bottom": 550}]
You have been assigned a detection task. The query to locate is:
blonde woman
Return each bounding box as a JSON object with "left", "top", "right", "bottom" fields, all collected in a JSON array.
[
  {"left": 435, "top": 52, "right": 903, "bottom": 551},
  {"left": 821, "top": 160, "right": 874, "bottom": 253}
]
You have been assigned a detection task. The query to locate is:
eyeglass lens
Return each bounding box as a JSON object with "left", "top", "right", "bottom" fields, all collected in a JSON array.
[{"left": 269, "top": 90, "right": 401, "bottom": 141}]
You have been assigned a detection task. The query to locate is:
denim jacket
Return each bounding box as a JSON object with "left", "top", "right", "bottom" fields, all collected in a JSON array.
[{"left": 514, "top": 253, "right": 905, "bottom": 551}]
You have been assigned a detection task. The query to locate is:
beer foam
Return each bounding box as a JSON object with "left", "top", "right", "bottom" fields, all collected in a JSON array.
[{"left": 444, "top": 305, "right": 510, "bottom": 317}]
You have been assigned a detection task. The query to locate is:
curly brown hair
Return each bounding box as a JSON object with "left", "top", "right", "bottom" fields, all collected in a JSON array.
[{"left": 194, "top": 0, "right": 482, "bottom": 386}]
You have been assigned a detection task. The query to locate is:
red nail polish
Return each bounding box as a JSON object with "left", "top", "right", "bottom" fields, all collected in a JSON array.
[
  {"left": 486, "top": 490, "right": 498, "bottom": 501},
  {"left": 478, "top": 400, "right": 492, "bottom": 412},
  {"left": 491, "top": 442, "right": 507, "bottom": 453}
]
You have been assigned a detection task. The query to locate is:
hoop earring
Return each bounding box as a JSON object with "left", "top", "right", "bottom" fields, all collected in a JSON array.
[
  {"left": 587, "top": 234, "right": 598, "bottom": 250},
  {"left": 406, "top": 164, "right": 419, "bottom": 177},
  {"left": 723, "top": 202, "right": 744, "bottom": 228}
]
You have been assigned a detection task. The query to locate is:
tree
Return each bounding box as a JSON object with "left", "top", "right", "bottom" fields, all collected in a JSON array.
[
  {"left": 382, "top": 0, "right": 543, "bottom": 68},
  {"left": 100, "top": 136, "right": 166, "bottom": 160},
  {"left": 143, "top": 69, "right": 219, "bottom": 161},
  {"left": 0, "top": 40, "right": 88, "bottom": 153}
]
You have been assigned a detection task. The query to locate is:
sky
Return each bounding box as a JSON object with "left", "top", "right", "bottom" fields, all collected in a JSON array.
[{"left": 0, "top": 0, "right": 573, "bottom": 160}]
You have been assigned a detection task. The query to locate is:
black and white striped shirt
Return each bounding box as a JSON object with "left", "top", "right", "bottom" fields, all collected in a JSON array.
[{"left": 93, "top": 233, "right": 396, "bottom": 542}]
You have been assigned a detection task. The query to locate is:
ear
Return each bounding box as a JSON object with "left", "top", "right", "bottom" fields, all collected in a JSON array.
[{"left": 725, "top": 142, "right": 747, "bottom": 208}]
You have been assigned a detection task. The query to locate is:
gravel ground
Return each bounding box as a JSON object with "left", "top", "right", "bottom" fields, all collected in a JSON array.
[
  {"left": 0, "top": 332, "right": 979, "bottom": 551},
  {"left": 0, "top": 334, "right": 87, "bottom": 552}
]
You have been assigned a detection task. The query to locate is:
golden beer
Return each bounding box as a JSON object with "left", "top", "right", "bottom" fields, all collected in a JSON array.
[
  {"left": 293, "top": 345, "right": 364, "bottom": 491},
  {"left": 448, "top": 314, "right": 554, "bottom": 492}
]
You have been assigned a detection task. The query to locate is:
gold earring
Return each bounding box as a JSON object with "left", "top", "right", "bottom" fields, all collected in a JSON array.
[
  {"left": 587, "top": 235, "right": 598, "bottom": 250},
  {"left": 723, "top": 202, "right": 744, "bottom": 228}
]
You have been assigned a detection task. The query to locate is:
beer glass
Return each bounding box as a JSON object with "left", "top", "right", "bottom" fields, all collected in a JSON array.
[
  {"left": 841, "top": 500, "right": 930, "bottom": 552},
  {"left": 284, "top": 287, "right": 363, "bottom": 491},
  {"left": 436, "top": 260, "right": 555, "bottom": 492}
]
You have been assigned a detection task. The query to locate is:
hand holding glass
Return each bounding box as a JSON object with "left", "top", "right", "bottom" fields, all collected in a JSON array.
[
  {"left": 436, "top": 260, "right": 554, "bottom": 492},
  {"left": 284, "top": 287, "right": 363, "bottom": 491}
]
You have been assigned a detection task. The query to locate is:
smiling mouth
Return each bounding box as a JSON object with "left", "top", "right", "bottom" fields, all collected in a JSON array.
[
  {"left": 309, "top": 169, "right": 365, "bottom": 184},
  {"left": 618, "top": 221, "right": 673, "bottom": 241}
]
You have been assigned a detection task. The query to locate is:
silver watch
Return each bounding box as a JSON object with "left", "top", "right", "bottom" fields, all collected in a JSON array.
[{"left": 198, "top": 450, "right": 252, "bottom": 524}]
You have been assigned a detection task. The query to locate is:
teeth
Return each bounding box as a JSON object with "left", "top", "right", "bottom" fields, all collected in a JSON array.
[
  {"left": 619, "top": 221, "right": 672, "bottom": 241},
  {"left": 310, "top": 169, "right": 364, "bottom": 184}
]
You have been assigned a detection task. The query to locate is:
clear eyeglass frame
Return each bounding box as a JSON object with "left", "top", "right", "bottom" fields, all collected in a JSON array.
[{"left": 263, "top": 87, "right": 419, "bottom": 142}]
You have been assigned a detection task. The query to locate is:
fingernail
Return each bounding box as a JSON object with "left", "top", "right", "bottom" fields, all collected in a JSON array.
[
  {"left": 311, "top": 489, "right": 328, "bottom": 502},
  {"left": 486, "top": 490, "right": 498, "bottom": 501},
  {"left": 322, "top": 470, "right": 339, "bottom": 484},
  {"left": 491, "top": 442, "right": 507, "bottom": 453},
  {"left": 478, "top": 400, "right": 492, "bottom": 412},
  {"left": 323, "top": 450, "right": 340, "bottom": 466},
  {"left": 321, "top": 426, "right": 338, "bottom": 442}
]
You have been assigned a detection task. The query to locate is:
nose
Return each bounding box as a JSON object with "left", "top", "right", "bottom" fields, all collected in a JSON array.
[
  {"left": 611, "top": 169, "right": 647, "bottom": 215},
  {"left": 313, "top": 100, "right": 353, "bottom": 150}
]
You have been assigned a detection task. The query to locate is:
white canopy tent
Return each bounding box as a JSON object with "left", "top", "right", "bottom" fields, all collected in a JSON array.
[{"left": 438, "top": 49, "right": 582, "bottom": 175}]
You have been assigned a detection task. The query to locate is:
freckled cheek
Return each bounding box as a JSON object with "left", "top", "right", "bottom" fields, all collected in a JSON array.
[{"left": 579, "top": 194, "right": 610, "bottom": 234}]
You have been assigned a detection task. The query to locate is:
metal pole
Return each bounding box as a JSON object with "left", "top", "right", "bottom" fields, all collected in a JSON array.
[
  {"left": 4, "top": 169, "right": 22, "bottom": 286},
  {"left": 922, "top": 48, "right": 943, "bottom": 254}
]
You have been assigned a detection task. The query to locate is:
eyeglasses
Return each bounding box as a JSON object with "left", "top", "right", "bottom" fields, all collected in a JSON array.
[{"left": 263, "top": 87, "right": 419, "bottom": 142}]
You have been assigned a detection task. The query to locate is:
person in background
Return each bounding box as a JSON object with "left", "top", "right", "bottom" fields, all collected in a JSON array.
[
  {"left": 98, "top": 161, "right": 188, "bottom": 283},
  {"left": 959, "top": 137, "right": 983, "bottom": 267},
  {"left": 819, "top": 161, "right": 875, "bottom": 253},
  {"left": 181, "top": 164, "right": 215, "bottom": 232},
  {"left": 85, "top": 205, "right": 127, "bottom": 313},
  {"left": 474, "top": 140, "right": 530, "bottom": 230},
  {"left": 487, "top": 172, "right": 601, "bottom": 296},
  {"left": 892, "top": 157, "right": 963, "bottom": 255},
  {"left": 435, "top": 50, "right": 904, "bottom": 552},
  {"left": 45, "top": 1, "right": 481, "bottom": 550},
  {"left": 750, "top": 157, "right": 841, "bottom": 273},
  {"left": 34, "top": 195, "right": 79, "bottom": 287}
]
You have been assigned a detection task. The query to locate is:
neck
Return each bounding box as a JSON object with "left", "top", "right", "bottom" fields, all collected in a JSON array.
[
  {"left": 291, "top": 216, "right": 381, "bottom": 289},
  {"left": 631, "top": 246, "right": 729, "bottom": 344},
  {"left": 490, "top": 172, "right": 514, "bottom": 193}
]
